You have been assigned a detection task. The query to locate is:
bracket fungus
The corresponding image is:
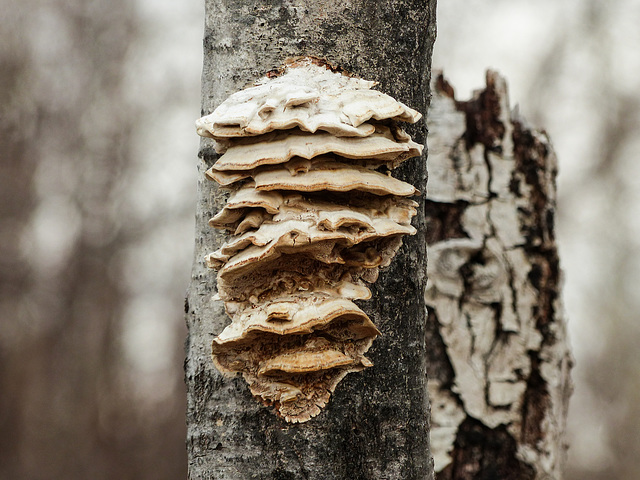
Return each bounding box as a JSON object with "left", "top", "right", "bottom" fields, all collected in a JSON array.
[{"left": 197, "top": 59, "right": 423, "bottom": 422}]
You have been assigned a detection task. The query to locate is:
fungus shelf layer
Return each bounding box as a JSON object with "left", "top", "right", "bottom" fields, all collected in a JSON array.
[{"left": 197, "top": 60, "right": 423, "bottom": 423}]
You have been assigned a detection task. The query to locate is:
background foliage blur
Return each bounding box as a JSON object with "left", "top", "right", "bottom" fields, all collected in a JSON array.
[
  {"left": 0, "top": 0, "right": 199, "bottom": 478},
  {"left": 1, "top": 0, "right": 638, "bottom": 478}
]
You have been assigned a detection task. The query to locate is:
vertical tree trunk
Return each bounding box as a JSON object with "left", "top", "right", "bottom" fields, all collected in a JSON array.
[
  {"left": 425, "top": 72, "right": 573, "bottom": 479},
  {"left": 185, "top": 1, "right": 436, "bottom": 479}
]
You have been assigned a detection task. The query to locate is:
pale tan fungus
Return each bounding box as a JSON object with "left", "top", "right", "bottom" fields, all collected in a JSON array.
[
  {"left": 206, "top": 156, "right": 419, "bottom": 196},
  {"left": 258, "top": 349, "right": 356, "bottom": 375},
  {"left": 211, "top": 125, "right": 422, "bottom": 171},
  {"left": 196, "top": 60, "right": 422, "bottom": 422},
  {"left": 212, "top": 235, "right": 407, "bottom": 308},
  {"left": 252, "top": 158, "right": 418, "bottom": 194},
  {"left": 211, "top": 306, "right": 378, "bottom": 422},
  {"left": 196, "top": 62, "right": 421, "bottom": 140},
  {"left": 209, "top": 216, "right": 415, "bottom": 266},
  {"left": 213, "top": 295, "right": 378, "bottom": 344},
  {"left": 209, "top": 230, "right": 411, "bottom": 275},
  {"left": 210, "top": 191, "right": 418, "bottom": 233}
]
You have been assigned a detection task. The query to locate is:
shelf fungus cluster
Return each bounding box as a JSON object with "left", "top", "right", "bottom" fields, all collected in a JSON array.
[{"left": 196, "top": 61, "right": 423, "bottom": 422}]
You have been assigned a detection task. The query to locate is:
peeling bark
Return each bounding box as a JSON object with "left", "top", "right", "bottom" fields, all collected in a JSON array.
[
  {"left": 185, "top": 1, "right": 437, "bottom": 479},
  {"left": 425, "top": 72, "right": 573, "bottom": 479}
]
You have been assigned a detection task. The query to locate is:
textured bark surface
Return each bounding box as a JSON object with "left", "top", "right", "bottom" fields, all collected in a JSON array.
[
  {"left": 425, "top": 72, "right": 573, "bottom": 479},
  {"left": 185, "top": 2, "right": 436, "bottom": 479}
]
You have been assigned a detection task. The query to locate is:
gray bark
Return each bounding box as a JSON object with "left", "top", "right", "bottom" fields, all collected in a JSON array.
[
  {"left": 425, "top": 72, "right": 573, "bottom": 479},
  {"left": 185, "top": 1, "right": 437, "bottom": 479}
]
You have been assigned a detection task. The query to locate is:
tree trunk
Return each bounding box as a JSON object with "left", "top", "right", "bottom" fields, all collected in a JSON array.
[
  {"left": 185, "top": 1, "right": 436, "bottom": 479},
  {"left": 425, "top": 72, "right": 573, "bottom": 479}
]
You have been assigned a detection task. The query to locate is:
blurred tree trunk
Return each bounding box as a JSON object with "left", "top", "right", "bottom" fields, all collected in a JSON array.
[
  {"left": 0, "top": 1, "right": 187, "bottom": 479},
  {"left": 0, "top": 2, "right": 135, "bottom": 478},
  {"left": 425, "top": 72, "right": 573, "bottom": 479},
  {"left": 184, "top": 1, "right": 436, "bottom": 479}
]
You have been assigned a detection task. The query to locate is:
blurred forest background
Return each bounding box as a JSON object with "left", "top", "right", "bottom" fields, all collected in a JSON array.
[{"left": 1, "top": 0, "right": 638, "bottom": 479}]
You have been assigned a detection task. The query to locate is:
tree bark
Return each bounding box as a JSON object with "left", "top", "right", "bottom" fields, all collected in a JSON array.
[
  {"left": 185, "top": 1, "right": 436, "bottom": 479},
  {"left": 425, "top": 72, "right": 573, "bottom": 479}
]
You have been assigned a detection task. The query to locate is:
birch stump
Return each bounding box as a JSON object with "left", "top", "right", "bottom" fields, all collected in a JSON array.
[
  {"left": 425, "top": 72, "right": 573, "bottom": 479},
  {"left": 184, "top": 2, "right": 437, "bottom": 479}
]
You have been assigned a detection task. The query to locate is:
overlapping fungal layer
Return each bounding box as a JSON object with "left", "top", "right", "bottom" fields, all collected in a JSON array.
[{"left": 197, "top": 62, "right": 422, "bottom": 422}]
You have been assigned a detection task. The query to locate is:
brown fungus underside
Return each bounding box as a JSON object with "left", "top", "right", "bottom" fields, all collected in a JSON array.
[{"left": 196, "top": 60, "right": 423, "bottom": 422}]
